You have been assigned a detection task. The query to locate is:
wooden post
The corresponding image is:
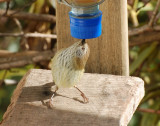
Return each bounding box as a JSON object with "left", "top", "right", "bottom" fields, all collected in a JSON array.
[
  {"left": 0, "top": 69, "right": 144, "bottom": 126},
  {"left": 56, "top": 0, "right": 129, "bottom": 75}
]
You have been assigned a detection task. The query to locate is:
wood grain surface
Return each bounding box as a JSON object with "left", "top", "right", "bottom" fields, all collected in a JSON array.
[{"left": 1, "top": 69, "right": 144, "bottom": 126}]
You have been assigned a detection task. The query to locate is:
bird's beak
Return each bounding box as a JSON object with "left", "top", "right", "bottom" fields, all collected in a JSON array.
[{"left": 81, "top": 39, "right": 86, "bottom": 45}]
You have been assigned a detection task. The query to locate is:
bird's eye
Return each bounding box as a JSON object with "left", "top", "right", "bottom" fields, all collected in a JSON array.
[{"left": 82, "top": 47, "right": 85, "bottom": 50}]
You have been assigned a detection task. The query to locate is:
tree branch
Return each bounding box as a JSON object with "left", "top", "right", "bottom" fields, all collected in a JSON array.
[
  {"left": 148, "top": 0, "right": 160, "bottom": 27},
  {"left": 0, "top": 28, "right": 160, "bottom": 47},
  {"left": 0, "top": 50, "right": 55, "bottom": 70},
  {"left": 0, "top": 32, "right": 57, "bottom": 38},
  {"left": 0, "top": 0, "right": 10, "bottom": 3},
  {"left": 0, "top": 9, "right": 56, "bottom": 23},
  {"left": 136, "top": 0, "right": 151, "bottom": 12},
  {"left": 3, "top": 1, "right": 10, "bottom": 15},
  {"left": 137, "top": 108, "right": 160, "bottom": 114},
  {"left": 0, "top": 70, "right": 7, "bottom": 86},
  {"left": 154, "top": 11, "right": 160, "bottom": 24},
  {"left": 9, "top": 0, "right": 37, "bottom": 16},
  {"left": 128, "top": 25, "right": 160, "bottom": 36},
  {"left": 129, "top": 31, "right": 160, "bottom": 47},
  {"left": 0, "top": 50, "right": 12, "bottom": 56},
  {"left": 1, "top": 30, "right": 160, "bottom": 47},
  {"left": 13, "top": 18, "right": 23, "bottom": 32}
]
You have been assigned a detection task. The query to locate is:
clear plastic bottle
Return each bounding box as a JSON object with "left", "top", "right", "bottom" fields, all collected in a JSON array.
[
  {"left": 72, "top": 0, "right": 101, "bottom": 6},
  {"left": 58, "top": 0, "right": 104, "bottom": 39}
]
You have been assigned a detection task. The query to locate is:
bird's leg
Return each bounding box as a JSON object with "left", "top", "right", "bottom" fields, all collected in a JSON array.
[
  {"left": 74, "top": 85, "right": 89, "bottom": 103},
  {"left": 50, "top": 86, "right": 58, "bottom": 101},
  {"left": 49, "top": 86, "right": 58, "bottom": 108}
]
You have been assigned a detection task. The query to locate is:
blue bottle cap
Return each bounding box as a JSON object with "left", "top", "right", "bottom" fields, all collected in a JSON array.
[{"left": 69, "top": 11, "right": 102, "bottom": 39}]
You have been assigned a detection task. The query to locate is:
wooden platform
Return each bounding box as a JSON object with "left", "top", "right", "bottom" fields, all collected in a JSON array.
[{"left": 0, "top": 69, "right": 144, "bottom": 126}]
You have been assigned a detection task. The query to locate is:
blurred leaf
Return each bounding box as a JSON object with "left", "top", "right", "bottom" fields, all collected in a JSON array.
[
  {"left": 15, "top": 0, "right": 26, "bottom": 6},
  {"left": 130, "top": 50, "right": 138, "bottom": 60},
  {"left": 143, "top": 75, "right": 150, "bottom": 84},
  {"left": 137, "top": 2, "right": 154, "bottom": 11},
  {"left": 29, "top": 0, "right": 44, "bottom": 13},
  {"left": 157, "top": 121, "right": 160, "bottom": 126},
  {"left": 0, "top": 84, "right": 16, "bottom": 121},
  {"left": 0, "top": 88, "right": 7, "bottom": 101},
  {"left": 0, "top": 2, "right": 7, "bottom": 9},
  {"left": 146, "top": 83, "right": 160, "bottom": 94},
  {"left": 128, "top": 112, "right": 142, "bottom": 126},
  {"left": 133, "top": 0, "right": 139, "bottom": 10},
  {"left": 140, "top": 100, "right": 160, "bottom": 126},
  {"left": 0, "top": 65, "right": 34, "bottom": 84},
  {"left": 141, "top": 90, "right": 160, "bottom": 103},
  {"left": 130, "top": 42, "right": 158, "bottom": 74},
  {"left": 0, "top": 111, "right": 4, "bottom": 121},
  {"left": 7, "top": 38, "right": 20, "bottom": 53},
  {"left": 49, "top": 0, "right": 56, "bottom": 8}
]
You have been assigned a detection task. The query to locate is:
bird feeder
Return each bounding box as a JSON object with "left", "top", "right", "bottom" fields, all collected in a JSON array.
[{"left": 58, "top": 0, "right": 105, "bottom": 39}]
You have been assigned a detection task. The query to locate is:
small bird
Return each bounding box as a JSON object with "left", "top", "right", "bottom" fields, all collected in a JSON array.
[{"left": 51, "top": 39, "right": 90, "bottom": 103}]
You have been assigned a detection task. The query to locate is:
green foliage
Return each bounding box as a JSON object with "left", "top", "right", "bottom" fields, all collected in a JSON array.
[
  {"left": 140, "top": 100, "right": 160, "bottom": 126},
  {"left": 130, "top": 42, "right": 158, "bottom": 74},
  {"left": 0, "top": 84, "right": 16, "bottom": 121},
  {"left": 0, "top": 65, "right": 35, "bottom": 121},
  {"left": 129, "top": 0, "right": 160, "bottom": 126},
  {"left": 0, "top": 0, "right": 51, "bottom": 122},
  {"left": 128, "top": 112, "right": 142, "bottom": 126}
]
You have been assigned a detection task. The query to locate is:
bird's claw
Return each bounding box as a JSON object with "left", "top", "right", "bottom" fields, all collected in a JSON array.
[
  {"left": 81, "top": 93, "right": 89, "bottom": 103},
  {"left": 49, "top": 99, "right": 54, "bottom": 108}
]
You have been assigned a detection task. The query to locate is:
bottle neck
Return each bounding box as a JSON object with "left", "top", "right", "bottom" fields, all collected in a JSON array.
[{"left": 71, "top": 5, "right": 99, "bottom": 16}]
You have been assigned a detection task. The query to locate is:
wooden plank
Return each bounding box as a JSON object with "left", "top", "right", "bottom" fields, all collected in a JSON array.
[
  {"left": 56, "top": 0, "right": 129, "bottom": 75},
  {"left": 1, "top": 69, "right": 144, "bottom": 126}
]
